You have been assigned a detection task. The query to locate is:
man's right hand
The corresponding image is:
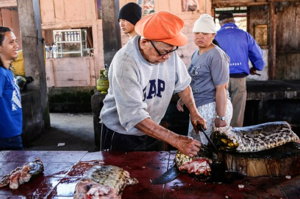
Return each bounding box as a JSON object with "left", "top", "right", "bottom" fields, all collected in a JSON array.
[
  {"left": 174, "top": 135, "right": 201, "bottom": 157},
  {"left": 250, "top": 67, "right": 258, "bottom": 75}
]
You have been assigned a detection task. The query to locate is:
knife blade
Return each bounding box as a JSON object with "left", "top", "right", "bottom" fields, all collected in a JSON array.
[
  {"left": 151, "top": 165, "right": 181, "bottom": 184},
  {"left": 197, "top": 124, "right": 219, "bottom": 154}
]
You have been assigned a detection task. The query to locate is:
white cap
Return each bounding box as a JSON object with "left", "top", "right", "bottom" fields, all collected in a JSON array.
[{"left": 192, "top": 14, "right": 216, "bottom": 33}]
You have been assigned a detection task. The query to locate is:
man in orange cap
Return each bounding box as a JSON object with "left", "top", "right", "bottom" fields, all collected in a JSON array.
[{"left": 100, "top": 11, "right": 206, "bottom": 157}]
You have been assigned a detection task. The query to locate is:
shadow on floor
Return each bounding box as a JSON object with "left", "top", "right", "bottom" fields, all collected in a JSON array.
[{"left": 24, "top": 113, "right": 98, "bottom": 152}]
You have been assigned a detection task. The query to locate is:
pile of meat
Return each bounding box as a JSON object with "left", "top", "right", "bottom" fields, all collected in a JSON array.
[
  {"left": 74, "top": 165, "right": 138, "bottom": 199},
  {"left": 0, "top": 158, "right": 44, "bottom": 189},
  {"left": 178, "top": 157, "right": 211, "bottom": 175},
  {"left": 175, "top": 150, "right": 212, "bottom": 176}
]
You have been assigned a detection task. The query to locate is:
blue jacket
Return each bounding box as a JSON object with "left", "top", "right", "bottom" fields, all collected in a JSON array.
[
  {"left": 0, "top": 66, "right": 23, "bottom": 138},
  {"left": 215, "top": 23, "right": 265, "bottom": 77}
]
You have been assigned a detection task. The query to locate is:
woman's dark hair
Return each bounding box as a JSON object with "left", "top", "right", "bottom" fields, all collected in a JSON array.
[
  {"left": 212, "top": 39, "right": 220, "bottom": 48},
  {"left": 0, "top": 27, "right": 12, "bottom": 67},
  {"left": 0, "top": 26, "right": 11, "bottom": 46}
]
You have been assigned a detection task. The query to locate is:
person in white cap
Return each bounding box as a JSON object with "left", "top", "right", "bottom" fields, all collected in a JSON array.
[{"left": 177, "top": 14, "right": 233, "bottom": 145}]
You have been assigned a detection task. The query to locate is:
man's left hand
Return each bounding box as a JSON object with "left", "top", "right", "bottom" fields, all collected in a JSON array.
[{"left": 191, "top": 113, "right": 207, "bottom": 132}]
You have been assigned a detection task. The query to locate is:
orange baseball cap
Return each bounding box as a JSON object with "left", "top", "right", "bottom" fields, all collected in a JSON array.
[{"left": 135, "top": 11, "right": 188, "bottom": 46}]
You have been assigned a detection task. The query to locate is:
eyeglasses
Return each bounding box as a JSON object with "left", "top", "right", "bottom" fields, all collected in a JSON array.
[{"left": 149, "top": 40, "right": 178, "bottom": 57}]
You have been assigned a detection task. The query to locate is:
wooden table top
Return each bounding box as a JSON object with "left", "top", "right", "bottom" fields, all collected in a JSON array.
[{"left": 0, "top": 150, "right": 299, "bottom": 198}]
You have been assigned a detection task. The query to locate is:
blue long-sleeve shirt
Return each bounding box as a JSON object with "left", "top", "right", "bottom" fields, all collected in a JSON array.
[
  {"left": 0, "top": 66, "right": 22, "bottom": 138},
  {"left": 215, "top": 23, "right": 265, "bottom": 77}
]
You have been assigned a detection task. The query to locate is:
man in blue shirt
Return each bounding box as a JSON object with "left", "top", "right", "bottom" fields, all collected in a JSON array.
[{"left": 215, "top": 12, "right": 265, "bottom": 127}]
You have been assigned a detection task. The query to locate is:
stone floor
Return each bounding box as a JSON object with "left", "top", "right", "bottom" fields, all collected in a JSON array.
[{"left": 24, "top": 113, "right": 97, "bottom": 152}]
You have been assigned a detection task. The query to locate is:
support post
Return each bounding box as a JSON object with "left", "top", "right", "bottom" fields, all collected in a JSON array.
[
  {"left": 17, "top": 0, "right": 50, "bottom": 135},
  {"left": 101, "top": 0, "right": 121, "bottom": 66},
  {"left": 268, "top": 1, "right": 276, "bottom": 80}
]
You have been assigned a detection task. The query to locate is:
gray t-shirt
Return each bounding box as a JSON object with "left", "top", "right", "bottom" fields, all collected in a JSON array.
[
  {"left": 100, "top": 36, "right": 191, "bottom": 136},
  {"left": 188, "top": 46, "right": 230, "bottom": 107}
]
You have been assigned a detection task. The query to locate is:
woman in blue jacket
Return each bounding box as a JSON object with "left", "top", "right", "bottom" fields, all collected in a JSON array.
[{"left": 0, "top": 27, "right": 23, "bottom": 150}]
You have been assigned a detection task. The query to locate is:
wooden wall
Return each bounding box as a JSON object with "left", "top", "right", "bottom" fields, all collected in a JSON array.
[
  {"left": 40, "top": 0, "right": 100, "bottom": 87},
  {"left": 0, "top": 0, "right": 17, "bottom": 8},
  {"left": 275, "top": 2, "right": 300, "bottom": 80},
  {"left": 41, "top": 0, "right": 212, "bottom": 88},
  {"left": 247, "top": 6, "right": 269, "bottom": 80},
  {"left": 39, "top": 0, "right": 96, "bottom": 29},
  {"left": 0, "top": 8, "right": 22, "bottom": 49},
  {"left": 213, "top": 0, "right": 300, "bottom": 80},
  {"left": 46, "top": 57, "right": 94, "bottom": 87}
]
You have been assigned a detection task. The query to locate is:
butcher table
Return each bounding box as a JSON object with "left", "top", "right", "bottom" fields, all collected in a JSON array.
[{"left": 0, "top": 150, "right": 299, "bottom": 198}]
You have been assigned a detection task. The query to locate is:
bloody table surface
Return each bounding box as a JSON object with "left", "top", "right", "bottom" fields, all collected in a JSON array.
[{"left": 0, "top": 150, "right": 299, "bottom": 198}]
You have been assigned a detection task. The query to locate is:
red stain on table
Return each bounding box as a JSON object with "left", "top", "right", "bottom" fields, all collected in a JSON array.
[{"left": 0, "top": 150, "right": 299, "bottom": 198}]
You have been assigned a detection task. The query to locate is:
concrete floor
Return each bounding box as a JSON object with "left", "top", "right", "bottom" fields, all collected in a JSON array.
[{"left": 24, "top": 113, "right": 97, "bottom": 152}]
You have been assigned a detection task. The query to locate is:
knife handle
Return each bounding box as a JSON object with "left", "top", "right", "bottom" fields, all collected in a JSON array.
[{"left": 196, "top": 124, "right": 205, "bottom": 133}]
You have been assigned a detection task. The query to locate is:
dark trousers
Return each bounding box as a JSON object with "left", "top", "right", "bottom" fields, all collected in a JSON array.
[
  {"left": 0, "top": 135, "right": 23, "bottom": 150},
  {"left": 100, "top": 123, "right": 164, "bottom": 151}
]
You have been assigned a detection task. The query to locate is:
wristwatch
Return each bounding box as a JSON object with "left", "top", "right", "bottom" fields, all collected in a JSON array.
[{"left": 216, "top": 115, "right": 226, "bottom": 121}]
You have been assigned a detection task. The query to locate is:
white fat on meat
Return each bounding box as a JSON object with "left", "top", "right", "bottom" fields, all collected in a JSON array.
[{"left": 179, "top": 157, "right": 212, "bottom": 175}]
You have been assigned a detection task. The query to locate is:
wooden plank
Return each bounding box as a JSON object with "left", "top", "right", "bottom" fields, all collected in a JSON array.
[
  {"left": 48, "top": 57, "right": 94, "bottom": 87},
  {"left": 276, "top": 53, "right": 300, "bottom": 80},
  {"left": 55, "top": 80, "right": 89, "bottom": 87},
  {"left": 96, "top": 20, "right": 104, "bottom": 74},
  {"left": 274, "top": 2, "right": 300, "bottom": 80},
  {"left": 198, "top": 0, "right": 206, "bottom": 14},
  {"left": 85, "top": 58, "right": 91, "bottom": 85},
  {"left": 52, "top": 57, "right": 90, "bottom": 71},
  {"left": 55, "top": 71, "right": 89, "bottom": 81},
  {"left": 41, "top": 20, "right": 93, "bottom": 30},
  {"left": 41, "top": 0, "right": 96, "bottom": 28},
  {"left": 90, "top": 21, "right": 99, "bottom": 85},
  {"left": 53, "top": 0, "right": 65, "bottom": 23},
  {"left": 213, "top": 1, "right": 269, "bottom": 7},
  {"left": 64, "top": 0, "right": 87, "bottom": 21},
  {"left": 45, "top": 59, "right": 55, "bottom": 87},
  {"left": 0, "top": 10, "right": 2, "bottom": 26},
  {"left": 224, "top": 143, "right": 300, "bottom": 177},
  {"left": 119, "top": 0, "right": 126, "bottom": 8},
  {"left": 93, "top": 20, "right": 101, "bottom": 77},
  {"left": 169, "top": 0, "right": 181, "bottom": 13},
  {"left": 84, "top": 0, "right": 96, "bottom": 20},
  {"left": 0, "top": 0, "right": 17, "bottom": 8},
  {"left": 156, "top": 0, "right": 169, "bottom": 11},
  {"left": 40, "top": 0, "right": 55, "bottom": 24},
  {"left": 1, "top": 8, "right": 22, "bottom": 49},
  {"left": 206, "top": 0, "right": 212, "bottom": 14},
  {"left": 88, "top": 57, "right": 96, "bottom": 86},
  {"left": 268, "top": 2, "right": 276, "bottom": 80}
]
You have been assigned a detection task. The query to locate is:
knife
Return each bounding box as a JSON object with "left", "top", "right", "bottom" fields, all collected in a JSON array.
[
  {"left": 151, "top": 165, "right": 181, "bottom": 184},
  {"left": 197, "top": 124, "right": 219, "bottom": 154}
]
